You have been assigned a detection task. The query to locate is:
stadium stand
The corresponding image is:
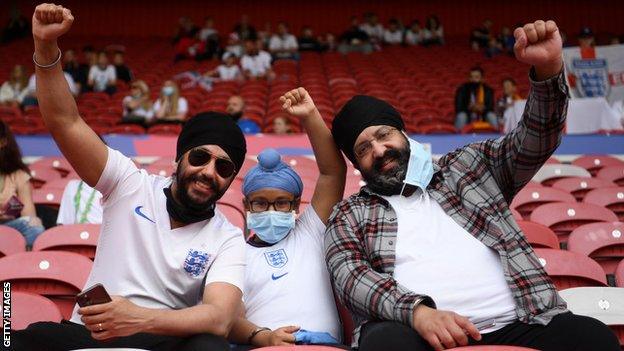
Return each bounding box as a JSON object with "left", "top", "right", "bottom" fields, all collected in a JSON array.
[
  {"left": 10, "top": 291, "right": 63, "bottom": 330},
  {"left": 584, "top": 187, "right": 624, "bottom": 221},
  {"left": 517, "top": 220, "right": 560, "bottom": 249},
  {"left": 511, "top": 187, "right": 576, "bottom": 220},
  {"left": 32, "top": 224, "right": 101, "bottom": 260},
  {"left": 567, "top": 222, "right": 624, "bottom": 275},
  {"left": 550, "top": 177, "right": 617, "bottom": 201},
  {"left": 534, "top": 248, "right": 608, "bottom": 290},
  {"left": 0, "top": 225, "right": 27, "bottom": 257}
]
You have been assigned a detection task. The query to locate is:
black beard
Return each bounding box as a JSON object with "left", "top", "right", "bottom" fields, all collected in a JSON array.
[
  {"left": 360, "top": 146, "right": 410, "bottom": 196},
  {"left": 175, "top": 167, "right": 223, "bottom": 210}
]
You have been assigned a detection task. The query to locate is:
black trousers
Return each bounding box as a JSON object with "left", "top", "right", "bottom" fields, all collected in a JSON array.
[
  {"left": 8, "top": 320, "right": 230, "bottom": 351},
  {"left": 358, "top": 312, "right": 620, "bottom": 351}
]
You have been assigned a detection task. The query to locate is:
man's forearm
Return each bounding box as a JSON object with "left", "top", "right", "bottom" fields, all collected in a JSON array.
[{"left": 143, "top": 304, "right": 232, "bottom": 337}]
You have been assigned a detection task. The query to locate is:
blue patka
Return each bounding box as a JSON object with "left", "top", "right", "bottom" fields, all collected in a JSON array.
[
  {"left": 264, "top": 249, "right": 288, "bottom": 268},
  {"left": 183, "top": 249, "right": 210, "bottom": 277}
]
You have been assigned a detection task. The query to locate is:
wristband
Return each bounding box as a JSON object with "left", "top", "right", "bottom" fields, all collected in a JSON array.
[{"left": 33, "top": 48, "right": 62, "bottom": 69}]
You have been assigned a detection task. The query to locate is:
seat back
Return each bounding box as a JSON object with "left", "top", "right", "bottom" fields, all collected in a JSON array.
[
  {"left": 584, "top": 187, "right": 624, "bottom": 221},
  {"left": 0, "top": 225, "right": 26, "bottom": 257},
  {"left": 517, "top": 220, "right": 560, "bottom": 249},
  {"left": 10, "top": 291, "right": 63, "bottom": 330},
  {"left": 32, "top": 224, "right": 101, "bottom": 260},
  {"left": 568, "top": 222, "right": 624, "bottom": 275},
  {"left": 534, "top": 248, "right": 608, "bottom": 290},
  {"left": 511, "top": 187, "right": 575, "bottom": 220}
]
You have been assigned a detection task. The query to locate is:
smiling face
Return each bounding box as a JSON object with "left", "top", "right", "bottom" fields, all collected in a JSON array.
[
  {"left": 172, "top": 145, "right": 235, "bottom": 210},
  {"left": 353, "top": 125, "right": 410, "bottom": 195}
]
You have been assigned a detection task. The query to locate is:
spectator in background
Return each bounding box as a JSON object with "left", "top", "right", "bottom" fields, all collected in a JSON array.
[
  {"left": 273, "top": 116, "right": 292, "bottom": 134},
  {"left": 234, "top": 14, "right": 257, "bottom": 42},
  {"left": 56, "top": 179, "right": 103, "bottom": 225},
  {"left": 62, "top": 49, "right": 87, "bottom": 92},
  {"left": 224, "top": 32, "right": 244, "bottom": 58},
  {"left": 383, "top": 19, "right": 404, "bottom": 45},
  {"left": 0, "top": 120, "right": 44, "bottom": 247},
  {"left": 153, "top": 80, "right": 188, "bottom": 123},
  {"left": 498, "top": 27, "right": 515, "bottom": 54},
  {"left": 207, "top": 53, "right": 243, "bottom": 82},
  {"left": 485, "top": 37, "right": 503, "bottom": 58},
  {"left": 269, "top": 22, "right": 299, "bottom": 60},
  {"left": 241, "top": 40, "right": 275, "bottom": 80},
  {"left": 298, "top": 26, "right": 322, "bottom": 52},
  {"left": 422, "top": 15, "right": 444, "bottom": 46},
  {"left": 122, "top": 80, "right": 153, "bottom": 125},
  {"left": 578, "top": 27, "right": 595, "bottom": 48},
  {"left": 173, "top": 16, "right": 199, "bottom": 44},
  {"left": 0, "top": 65, "right": 29, "bottom": 108},
  {"left": 455, "top": 66, "right": 497, "bottom": 130},
  {"left": 226, "top": 95, "right": 261, "bottom": 134},
  {"left": 496, "top": 78, "right": 522, "bottom": 119},
  {"left": 322, "top": 33, "right": 337, "bottom": 52},
  {"left": 88, "top": 51, "right": 117, "bottom": 95},
  {"left": 338, "top": 17, "right": 372, "bottom": 54},
  {"left": 470, "top": 19, "right": 492, "bottom": 50},
  {"left": 198, "top": 17, "right": 220, "bottom": 60},
  {"left": 258, "top": 22, "right": 273, "bottom": 49},
  {"left": 359, "top": 12, "right": 384, "bottom": 44},
  {"left": 25, "top": 70, "right": 79, "bottom": 106},
  {"left": 113, "top": 51, "right": 133, "bottom": 84},
  {"left": 404, "top": 20, "right": 423, "bottom": 46}
]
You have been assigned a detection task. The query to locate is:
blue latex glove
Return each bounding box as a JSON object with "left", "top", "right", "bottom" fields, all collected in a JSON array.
[{"left": 294, "top": 329, "right": 339, "bottom": 345}]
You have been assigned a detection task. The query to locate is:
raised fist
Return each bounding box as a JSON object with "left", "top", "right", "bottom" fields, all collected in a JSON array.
[
  {"left": 279, "top": 87, "right": 318, "bottom": 118},
  {"left": 32, "top": 3, "right": 74, "bottom": 42},
  {"left": 514, "top": 20, "right": 563, "bottom": 74}
]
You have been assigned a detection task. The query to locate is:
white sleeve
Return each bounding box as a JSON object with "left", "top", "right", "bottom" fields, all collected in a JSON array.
[
  {"left": 56, "top": 180, "right": 80, "bottom": 225},
  {"left": 268, "top": 36, "right": 279, "bottom": 51},
  {"left": 108, "top": 66, "right": 117, "bottom": 81},
  {"left": 287, "top": 35, "right": 298, "bottom": 50},
  {"left": 88, "top": 66, "right": 96, "bottom": 81},
  {"left": 295, "top": 205, "right": 327, "bottom": 245},
  {"left": 94, "top": 147, "right": 143, "bottom": 204},
  {"left": 27, "top": 75, "right": 36, "bottom": 95},
  {"left": 205, "top": 229, "right": 246, "bottom": 291},
  {"left": 240, "top": 56, "right": 251, "bottom": 71},
  {"left": 177, "top": 97, "right": 188, "bottom": 114}
]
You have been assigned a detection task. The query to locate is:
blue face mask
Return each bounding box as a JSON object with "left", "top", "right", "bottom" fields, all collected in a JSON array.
[
  {"left": 247, "top": 210, "right": 295, "bottom": 244},
  {"left": 401, "top": 136, "right": 434, "bottom": 194},
  {"left": 162, "top": 86, "right": 175, "bottom": 96}
]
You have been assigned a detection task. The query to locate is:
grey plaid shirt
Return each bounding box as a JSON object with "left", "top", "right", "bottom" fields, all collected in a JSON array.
[{"left": 325, "top": 69, "right": 570, "bottom": 348}]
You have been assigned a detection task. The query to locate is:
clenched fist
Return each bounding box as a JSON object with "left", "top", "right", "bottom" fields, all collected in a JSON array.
[
  {"left": 514, "top": 20, "right": 563, "bottom": 80},
  {"left": 279, "top": 87, "right": 318, "bottom": 119},
  {"left": 32, "top": 3, "right": 74, "bottom": 42}
]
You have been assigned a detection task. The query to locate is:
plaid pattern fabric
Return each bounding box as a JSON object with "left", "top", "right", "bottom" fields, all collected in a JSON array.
[{"left": 325, "top": 69, "right": 570, "bottom": 349}]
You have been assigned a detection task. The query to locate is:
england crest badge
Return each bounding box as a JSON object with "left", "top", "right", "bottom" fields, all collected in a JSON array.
[
  {"left": 572, "top": 58, "right": 610, "bottom": 98},
  {"left": 183, "top": 249, "right": 211, "bottom": 278},
  {"left": 264, "top": 249, "right": 288, "bottom": 268}
]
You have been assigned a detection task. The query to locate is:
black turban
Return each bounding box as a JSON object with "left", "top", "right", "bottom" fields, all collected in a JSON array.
[
  {"left": 331, "top": 95, "right": 404, "bottom": 164},
  {"left": 176, "top": 112, "right": 247, "bottom": 172}
]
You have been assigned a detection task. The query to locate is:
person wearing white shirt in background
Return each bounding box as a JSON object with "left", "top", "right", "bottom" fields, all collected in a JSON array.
[
  {"left": 228, "top": 87, "right": 346, "bottom": 349},
  {"left": 206, "top": 53, "right": 243, "bottom": 82},
  {"left": 241, "top": 40, "right": 275, "bottom": 81},
  {"left": 268, "top": 22, "right": 299, "bottom": 60},
  {"left": 121, "top": 79, "right": 154, "bottom": 126},
  {"left": 152, "top": 80, "right": 188, "bottom": 124},
  {"left": 56, "top": 179, "right": 103, "bottom": 225},
  {"left": 405, "top": 20, "right": 424, "bottom": 46},
  {"left": 13, "top": 6, "right": 248, "bottom": 350},
  {"left": 422, "top": 15, "right": 445, "bottom": 46},
  {"left": 383, "top": 19, "right": 404, "bottom": 45},
  {"left": 87, "top": 51, "right": 117, "bottom": 95},
  {"left": 0, "top": 65, "right": 29, "bottom": 108},
  {"left": 359, "top": 12, "right": 384, "bottom": 44}
]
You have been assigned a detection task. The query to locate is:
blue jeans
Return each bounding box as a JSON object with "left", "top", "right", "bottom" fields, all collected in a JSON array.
[{"left": 4, "top": 217, "right": 45, "bottom": 247}]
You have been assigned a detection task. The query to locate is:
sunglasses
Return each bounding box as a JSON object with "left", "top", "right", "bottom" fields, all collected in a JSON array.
[{"left": 187, "top": 148, "right": 236, "bottom": 178}]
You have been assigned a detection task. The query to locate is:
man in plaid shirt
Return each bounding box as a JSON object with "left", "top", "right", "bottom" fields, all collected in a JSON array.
[{"left": 326, "top": 20, "right": 620, "bottom": 351}]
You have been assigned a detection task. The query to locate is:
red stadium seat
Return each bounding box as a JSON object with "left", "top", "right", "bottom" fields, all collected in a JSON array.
[
  {"left": 108, "top": 124, "right": 146, "bottom": 134},
  {"left": 29, "top": 167, "right": 64, "bottom": 189},
  {"left": 10, "top": 291, "right": 63, "bottom": 330},
  {"left": 511, "top": 187, "right": 576, "bottom": 220},
  {"left": 596, "top": 165, "right": 624, "bottom": 186},
  {"left": 0, "top": 225, "right": 26, "bottom": 257},
  {"left": 148, "top": 123, "right": 182, "bottom": 135},
  {"left": 29, "top": 157, "right": 74, "bottom": 177},
  {"left": 33, "top": 188, "right": 64, "bottom": 208},
  {"left": 616, "top": 260, "right": 624, "bottom": 287},
  {"left": 551, "top": 177, "right": 617, "bottom": 201},
  {"left": 584, "top": 187, "right": 624, "bottom": 221},
  {"left": 145, "top": 162, "right": 175, "bottom": 177},
  {"left": 32, "top": 224, "right": 101, "bottom": 260},
  {"left": 217, "top": 203, "right": 245, "bottom": 230},
  {"left": 568, "top": 222, "right": 624, "bottom": 275},
  {"left": 532, "top": 164, "right": 591, "bottom": 186},
  {"left": 572, "top": 155, "right": 624, "bottom": 176},
  {"left": 0, "top": 251, "right": 92, "bottom": 319},
  {"left": 533, "top": 248, "right": 608, "bottom": 290},
  {"left": 530, "top": 202, "right": 618, "bottom": 243},
  {"left": 517, "top": 220, "right": 560, "bottom": 249}
]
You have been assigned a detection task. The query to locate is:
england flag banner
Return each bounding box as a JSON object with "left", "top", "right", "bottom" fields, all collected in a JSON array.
[{"left": 564, "top": 44, "right": 624, "bottom": 104}]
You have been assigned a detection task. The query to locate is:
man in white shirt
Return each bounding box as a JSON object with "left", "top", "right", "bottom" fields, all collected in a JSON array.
[
  {"left": 359, "top": 12, "right": 384, "bottom": 43},
  {"left": 13, "top": 5, "right": 247, "bottom": 351},
  {"left": 87, "top": 51, "right": 116, "bottom": 94},
  {"left": 241, "top": 40, "right": 275, "bottom": 80},
  {"left": 383, "top": 19, "right": 404, "bottom": 45},
  {"left": 268, "top": 22, "right": 298, "bottom": 60},
  {"left": 56, "top": 179, "right": 103, "bottom": 225},
  {"left": 27, "top": 71, "right": 79, "bottom": 97},
  {"left": 228, "top": 88, "right": 346, "bottom": 349}
]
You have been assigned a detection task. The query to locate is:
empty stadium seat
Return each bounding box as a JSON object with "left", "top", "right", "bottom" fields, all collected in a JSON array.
[
  {"left": 32, "top": 224, "right": 101, "bottom": 260},
  {"left": 29, "top": 157, "right": 74, "bottom": 177},
  {"left": 559, "top": 287, "right": 624, "bottom": 347},
  {"left": 0, "top": 251, "right": 92, "bottom": 319},
  {"left": 33, "top": 187, "right": 64, "bottom": 208},
  {"left": 533, "top": 248, "right": 608, "bottom": 290},
  {"left": 572, "top": 155, "right": 624, "bottom": 176},
  {"left": 551, "top": 177, "right": 617, "bottom": 201},
  {"left": 10, "top": 291, "right": 63, "bottom": 330},
  {"left": 567, "top": 222, "right": 624, "bottom": 275},
  {"left": 584, "top": 187, "right": 624, "bottom": 221},
  {"left": 511, "top": 187, "right": 576, "bottom": 220},
  {"left": 517, "top": 220, "right": 560, "bottom": 249},
  {"left": 597, "top": 165, "right": 624, "bottom": 186},
  {"left": 29, "top": 167, "right": 64, "bottom": 189},
  {"left": 0, "top": 225, "right": 26, "bottom": 257},
  {"left": 615, "top": 260, "right": 624, "bottom": 287},
  {"left": 530, "top": 202, "right": 618, "bottom": 243},
  {"left": 532, "top": 164, "right": 591, "bottom": 186}
]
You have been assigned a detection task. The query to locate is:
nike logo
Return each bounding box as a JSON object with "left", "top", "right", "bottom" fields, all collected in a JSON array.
[
  {"left": 134, "top": 206, "right": 155, "bottom": 223},
  {"left": 271, "top": 272, "right": 288, "bottom": 280}
]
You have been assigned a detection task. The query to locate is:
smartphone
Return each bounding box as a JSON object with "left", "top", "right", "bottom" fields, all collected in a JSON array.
[{"left": 76, "top": 283, "right": 112, "bottom": 307}]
